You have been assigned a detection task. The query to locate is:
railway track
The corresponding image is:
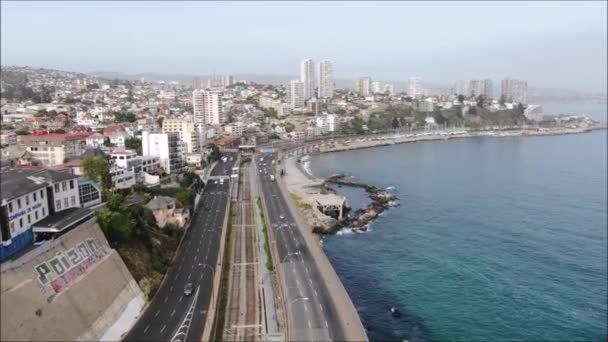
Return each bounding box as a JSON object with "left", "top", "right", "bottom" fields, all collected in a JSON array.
[{"left": 223, "top": 161, "right": 263, "bottom": 341}]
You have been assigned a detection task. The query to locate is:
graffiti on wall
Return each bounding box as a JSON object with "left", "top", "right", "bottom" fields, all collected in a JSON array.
[{"left": 33, "top": 238, "right": 109, "bottom": 301}]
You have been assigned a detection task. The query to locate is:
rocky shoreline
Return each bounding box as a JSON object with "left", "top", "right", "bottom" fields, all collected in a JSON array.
[{"left": 322, "top": 174, "right": 400, "bottom": 233}]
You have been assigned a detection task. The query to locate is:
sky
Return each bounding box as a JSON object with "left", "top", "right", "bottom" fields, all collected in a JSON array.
[{"left": 1, "top": 1, "right": 607, "bottom": 92}]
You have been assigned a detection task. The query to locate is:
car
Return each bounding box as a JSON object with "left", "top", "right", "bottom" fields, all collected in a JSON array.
[
  {"left": 279, "top": 214, "right": 285, "bottom": 220},
  {"left": 214, "top": 180, "right": 218, "bottom": 184},
  {"left": 184, "top": 283, "right": 193, "bottom": 296}
]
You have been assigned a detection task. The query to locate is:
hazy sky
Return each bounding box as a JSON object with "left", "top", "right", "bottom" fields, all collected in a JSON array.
[{"left": 1, "top": 1, "right": 606, "bottom": 92}]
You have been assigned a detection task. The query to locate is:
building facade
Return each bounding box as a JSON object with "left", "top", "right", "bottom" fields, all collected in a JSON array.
[
  {"left": 300, "top": 59, "right": 316, "bottom": 100},
  {"left": 501, "top": 78, "right": 528, "bottom": 104},
  {"left": 317, "top": 60, "right": 334, "bottom": 99},
  {"left": 356, "top": 77, "right": 372, "bottom": 97},
  {"left": 192, "top": 89, "right": 225, "bottom": 125},
  {"left": 408, "top": 76, "right": 422, "bottom": 99},
  {"left": 288, "top": 80, "right": 305, "bottom": 109},
  {"left": 162, "top": 119, "right": 198, "bottom": 154},
  {"left": 19, "top": 134, "right": 87, "bottom": 166},
  {"left": 141, "top": 131, "right": 184, "bottom": 175}
]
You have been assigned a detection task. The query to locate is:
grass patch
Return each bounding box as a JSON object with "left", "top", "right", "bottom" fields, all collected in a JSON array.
[
  {"left": 290, "top": 193, "right": 312, "bottom": 210},
  {"left": 256, "top": 197, "right": 274, "bottom": 271}
]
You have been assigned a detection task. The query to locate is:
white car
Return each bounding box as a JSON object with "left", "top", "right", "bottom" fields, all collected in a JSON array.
[{"left": 279, "top": 214, "right": 285, "bottom": 220}]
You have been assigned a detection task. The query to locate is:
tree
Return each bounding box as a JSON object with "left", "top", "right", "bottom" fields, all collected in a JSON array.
[
  {"left": 51, "top": 128, "right": 66, "bottom": 134},
  {"left": 125, "top": 136, "right": 142, "bottom": 151},
  {"left": 96, "top": 208, "right": 135, "bottom": 242},
  {"left": 157, "top": 117, "right": 164, "bottom": 129},
  {"left": 476, "top": 95, "right": 486, "bottom": 108},
  {"left": 206, "top": 143, "right": 221, "bottom": 163},
  {"left": 15, "top": 129, "right": 31, "bottom": 135},
  {"left": 391, "top": 117, "right": 400, "bottom": 129},
  {"left": 173, "top": 188, "right": 193, "bottom": 208},
  {"left": 104, "top": 137, "right": 113, "bottom": 147},
  {"left": 82, "top": 156, "right": 112, "bottom": 190},
  {"left": 458, "top": 94, "right": 465, "bottom": 104},
  {"left": 114, "top": 111, "right": 137, "bottom": 123},
  {"left": 284, "top": 123, "right": 295, "bottom": 133},
  {"left": 104, "top": 191, "right": 124, "bottom": 211},
  {"left": 499, "top": 94, "right": 507, "bottom": 107}
]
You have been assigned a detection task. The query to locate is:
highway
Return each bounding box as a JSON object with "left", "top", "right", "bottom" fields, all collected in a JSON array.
[
  {"left": 256, "top": 153, "right": 343, "bottom": 342},
  {"left": 124, "top": 153, "right": 236, "bottom": 342}
]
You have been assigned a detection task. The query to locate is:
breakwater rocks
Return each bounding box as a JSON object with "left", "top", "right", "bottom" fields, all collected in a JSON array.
[{"left": 323, "top": 174, "right": 400, "bottom": 233}]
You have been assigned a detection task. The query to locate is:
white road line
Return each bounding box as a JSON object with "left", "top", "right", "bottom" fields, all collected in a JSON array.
[
  {"left": 188, "top": 273, "right": 191, "bottom": 279},
  {"left": 144, "top": 325, "right": 150, "bottom": 333},
  {"left": 307, "top": 320, "right": 311, "bottom": 328},
  {"left": 304, "top": 304, "right": 308, "bottom": 312},
  {"left": 178, "top": 296, "right": 183, "bottom": 303},
  {"left": 155, "top": 310, "right": 160, "bottom": 317},
  {"left": 314, "top": 289, "right": 318, "bottom": 296},
  {"left": 164, "top": 296, "right": 168, "bottom": 303},
  {"left": 160, "top": 325, "right": 166, "bottom": 333},
  {"left": 171, "top": 309, "right": 176, "bottom": 317},
  {"left": 325, "top": 320, "right": 328, "bottom": 328},
  {"left": 320, "top": 304, "right": 324, "bottom": 312},
  {"left": 170, "top": 286, "right": 173, "bottom": 292}
]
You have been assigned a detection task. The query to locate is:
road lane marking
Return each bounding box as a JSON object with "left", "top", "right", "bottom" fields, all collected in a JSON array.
[
  {"left": 160, "top": 325, "right": 166, "bottom": 333},
  {"left": 179, "top": 296, "right": 183, "bottom": 303},
  {"left": 307, "top": 320, "right": 311, "bottom": 328},
  {"left": 188, "top": 273, "right": 191, "bottom": 279},
  {"left": 155, "top": 310, "right": 160, "bottom": 317},
  {"left": 144, "top": 325, "right": 150, "bottom": 333},
  {"left": 320, "top": 304, "right": 324, "bottom": 312},
  {"left": 171, "top": 309, "right": 176, "bottom": 317},
  {"left": 164, "top": 296, "right": 168, "bottom": 303},
  {"left": 325, "top": 320, "right": 328, "bottom": 328},
  {"left": 170, "top": 286, "right": 173, "bottom": 292},
  {"left": 304, "top": 304, "right": 308, "bottom": 312}
]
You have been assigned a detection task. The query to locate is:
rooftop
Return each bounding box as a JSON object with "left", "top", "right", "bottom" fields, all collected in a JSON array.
[
  {"left": 32, "top": 207, "right": 95, "bottom": 233},
  {"left": 145, "top": 195, "right": 175, "bottom": 210},
  {"left": 1, "top": 168, "right": 78, "bottom": 201}
]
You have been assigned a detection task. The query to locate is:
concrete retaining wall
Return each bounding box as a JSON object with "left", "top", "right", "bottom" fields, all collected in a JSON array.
[{"left": 0, "top": 220, "right": 144, "bottom": 341}]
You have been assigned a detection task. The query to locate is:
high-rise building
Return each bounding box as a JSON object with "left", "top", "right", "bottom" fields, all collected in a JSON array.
[
  {"left": 192, "top": 77, "right": 202, "bottom": 89},
  {"left": 468, "top": 80, "right": 483, "bottom": 97},
  {"left": 317, "top": 60, "right": 334, "bottom": 99},
  {"left": 141, "top": 131, "right": 184, "bottom": 175},
  {"left": 192, "top": 90, "right": 225, "bottom": 125},
  {"left": 300, "top": 59, "right": 316, "bottom": 99},
  {"left": 383, "top": 84, "right": 395, "bottom": 96},
  {"left": 501, "top": 78, "right": 528, "bottom": 104},
  {"left": 288, "top": 80, "right": 305, "bottom": 109},
  {"left": 356, "top": 77, "right": 372, "bottom": 97},
  {"left": 482, "top": 79, "right": 494, "bottom": 99},
  {"left": 371, "top": 81, "right": 382, "bottom": 94},
  {"left": 222, "top": 75, "right": 235, "bottom": 87},
  {"left": 453, "top": 80, "right": 467, "bottom": 96},
  {"left": 408, "top": 76, "right": 422, "bottom": 98},
  {"left": 162, "top": 119, "right": 198, "bottom": 154}
]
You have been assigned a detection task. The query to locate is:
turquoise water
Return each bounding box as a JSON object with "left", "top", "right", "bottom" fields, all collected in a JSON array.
[{"left": 310, "top": 130, "right": 607, "bottom": 341}]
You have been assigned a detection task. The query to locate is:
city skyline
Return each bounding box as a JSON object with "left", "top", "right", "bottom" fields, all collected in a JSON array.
[{"left": 1, "top": 1, "right": 606, "bottom": 93}]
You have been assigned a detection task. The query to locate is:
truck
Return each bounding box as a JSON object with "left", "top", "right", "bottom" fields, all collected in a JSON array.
[{"left": 269, "top": 175, "right": 275, "bottom": 181}]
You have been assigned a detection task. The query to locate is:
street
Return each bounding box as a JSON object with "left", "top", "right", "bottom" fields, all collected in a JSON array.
[{"left": 124, "top": 153, "right": 236, "bottom": 342}]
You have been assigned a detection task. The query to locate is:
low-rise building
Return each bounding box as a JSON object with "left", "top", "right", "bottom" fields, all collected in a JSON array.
[
  {"left": 19, "top": 133, "right": 90, "bottom": 166},
  {"left": 145, "top": 195, "right": 189, "bottom": 228},
  {"left": 0, "top": 132, "right": 17, "bottom": 146}
]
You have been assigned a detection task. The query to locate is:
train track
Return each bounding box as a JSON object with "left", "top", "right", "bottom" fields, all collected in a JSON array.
[{"left": 223, "top": 161, "right": 263, "bottom": 341}]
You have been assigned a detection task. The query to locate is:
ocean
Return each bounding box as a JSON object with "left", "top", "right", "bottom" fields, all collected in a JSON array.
[{"left": 308, "top": 128, "right": 607, "bottom": 341}]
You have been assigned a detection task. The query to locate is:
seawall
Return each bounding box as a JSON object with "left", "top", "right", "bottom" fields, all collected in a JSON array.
[{"left": 0, "top": 218, "right": 144, "bottom": 341}]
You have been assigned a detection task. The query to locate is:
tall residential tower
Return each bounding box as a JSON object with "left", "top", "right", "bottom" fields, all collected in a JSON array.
[
  {"left": 300, "top": 59, "right": 316, "bottom": 99},
  {"left": 317, "top": 60, "right": 334, "bottom": 99}
]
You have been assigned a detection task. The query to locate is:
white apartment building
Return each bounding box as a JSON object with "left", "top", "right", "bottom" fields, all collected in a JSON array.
[
  {"left": 1, "top": 169, "right": 83, "bottom": 261},
  {"left": 501, "top": 78, "right": 528, "bottom": 104},
  {"left": 141, "top": 131, "right": 184, "bottom": 175},
  {"left": 408, "top": 76, "right": 422, "bottom": 99},
  {"left": 356, "top": 77, "right": 372, "bottom": 97},
  {"left": 19, "top": 133, "right": 86, "bottom": 166},
  {"left": 372, "top": 82, "right": 382, "bottom": 94},
  {"left": 110, "top": 167, "right": 136, "bottom": 190},
  {"left": 224, "top": 122, "right": 246, "bottom": 136},
  {"left": 383, "top": 84, "right": 395, "bottom": 96},
  {"left": 288, "top": 80, "right": 306, "bottom": 109},
  {"left": 315, "top": 114, "right": 338, "bottom": 132},
  {"left": 317, "top": 60, "right": 334, "bottom": 99},
  {"left": 192, "top": 90, "right": 225, "bottom": 125},
  {"left": 300, "top": 59, "right": 316, "bottom": 100},
  {"left": 162, "top": 119, "right": 198, "bottom": 154}
]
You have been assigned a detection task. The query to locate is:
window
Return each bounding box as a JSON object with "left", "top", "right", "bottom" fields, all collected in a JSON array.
[
  {"left": 27, "top": 214, "right": 31, "bottom": 224},
  {"left": 55, "top": 184, "right": 60, "bottom": 192},
  {"left": 71, "top": 196, "right": 76, "bottom": 206},
  {"left": 70, "top": 180, "right": 74, "bottom": 189},
  {"left": 40, "top": 190, "right": 44, "bottom": 198},
  {"left": 8, "top": 202, "right": 12, "bottom": 213},
  {"left": 17, "top": 199, "right": 21, "bottom": 209},
  {"left": 42, "top": 207, "right": 46, "bottom": 216},
  {"left": 62, "top": 182, "right": 67, "bottom": 191},
  {"left": 56, "top": 200, "right": 61, "bottom": 210},
  {"left": 10, "top": 222, "right": 14, "bottom": 233},
  {"left": 64, "top": 198, "right": 68, "bottom": 207},
  {"left": 35, "top": 211, "right": 38, "bottom": 220},
  {"left": 33, "top": 192, "right": 37, "bottom": 201},
  {"left": 19, "top": 218, "right": 23, "bottom": 228},
  {"left": 25, "top": 195, "right": 29, "bottom": 206}
]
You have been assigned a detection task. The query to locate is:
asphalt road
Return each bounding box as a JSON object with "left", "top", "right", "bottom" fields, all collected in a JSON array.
[
  {"left": 256, "top": 153, "right": 343, "bottom": 342},
  {"left": 124, "top": 153, "right": 237, "bottom": 342}
]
